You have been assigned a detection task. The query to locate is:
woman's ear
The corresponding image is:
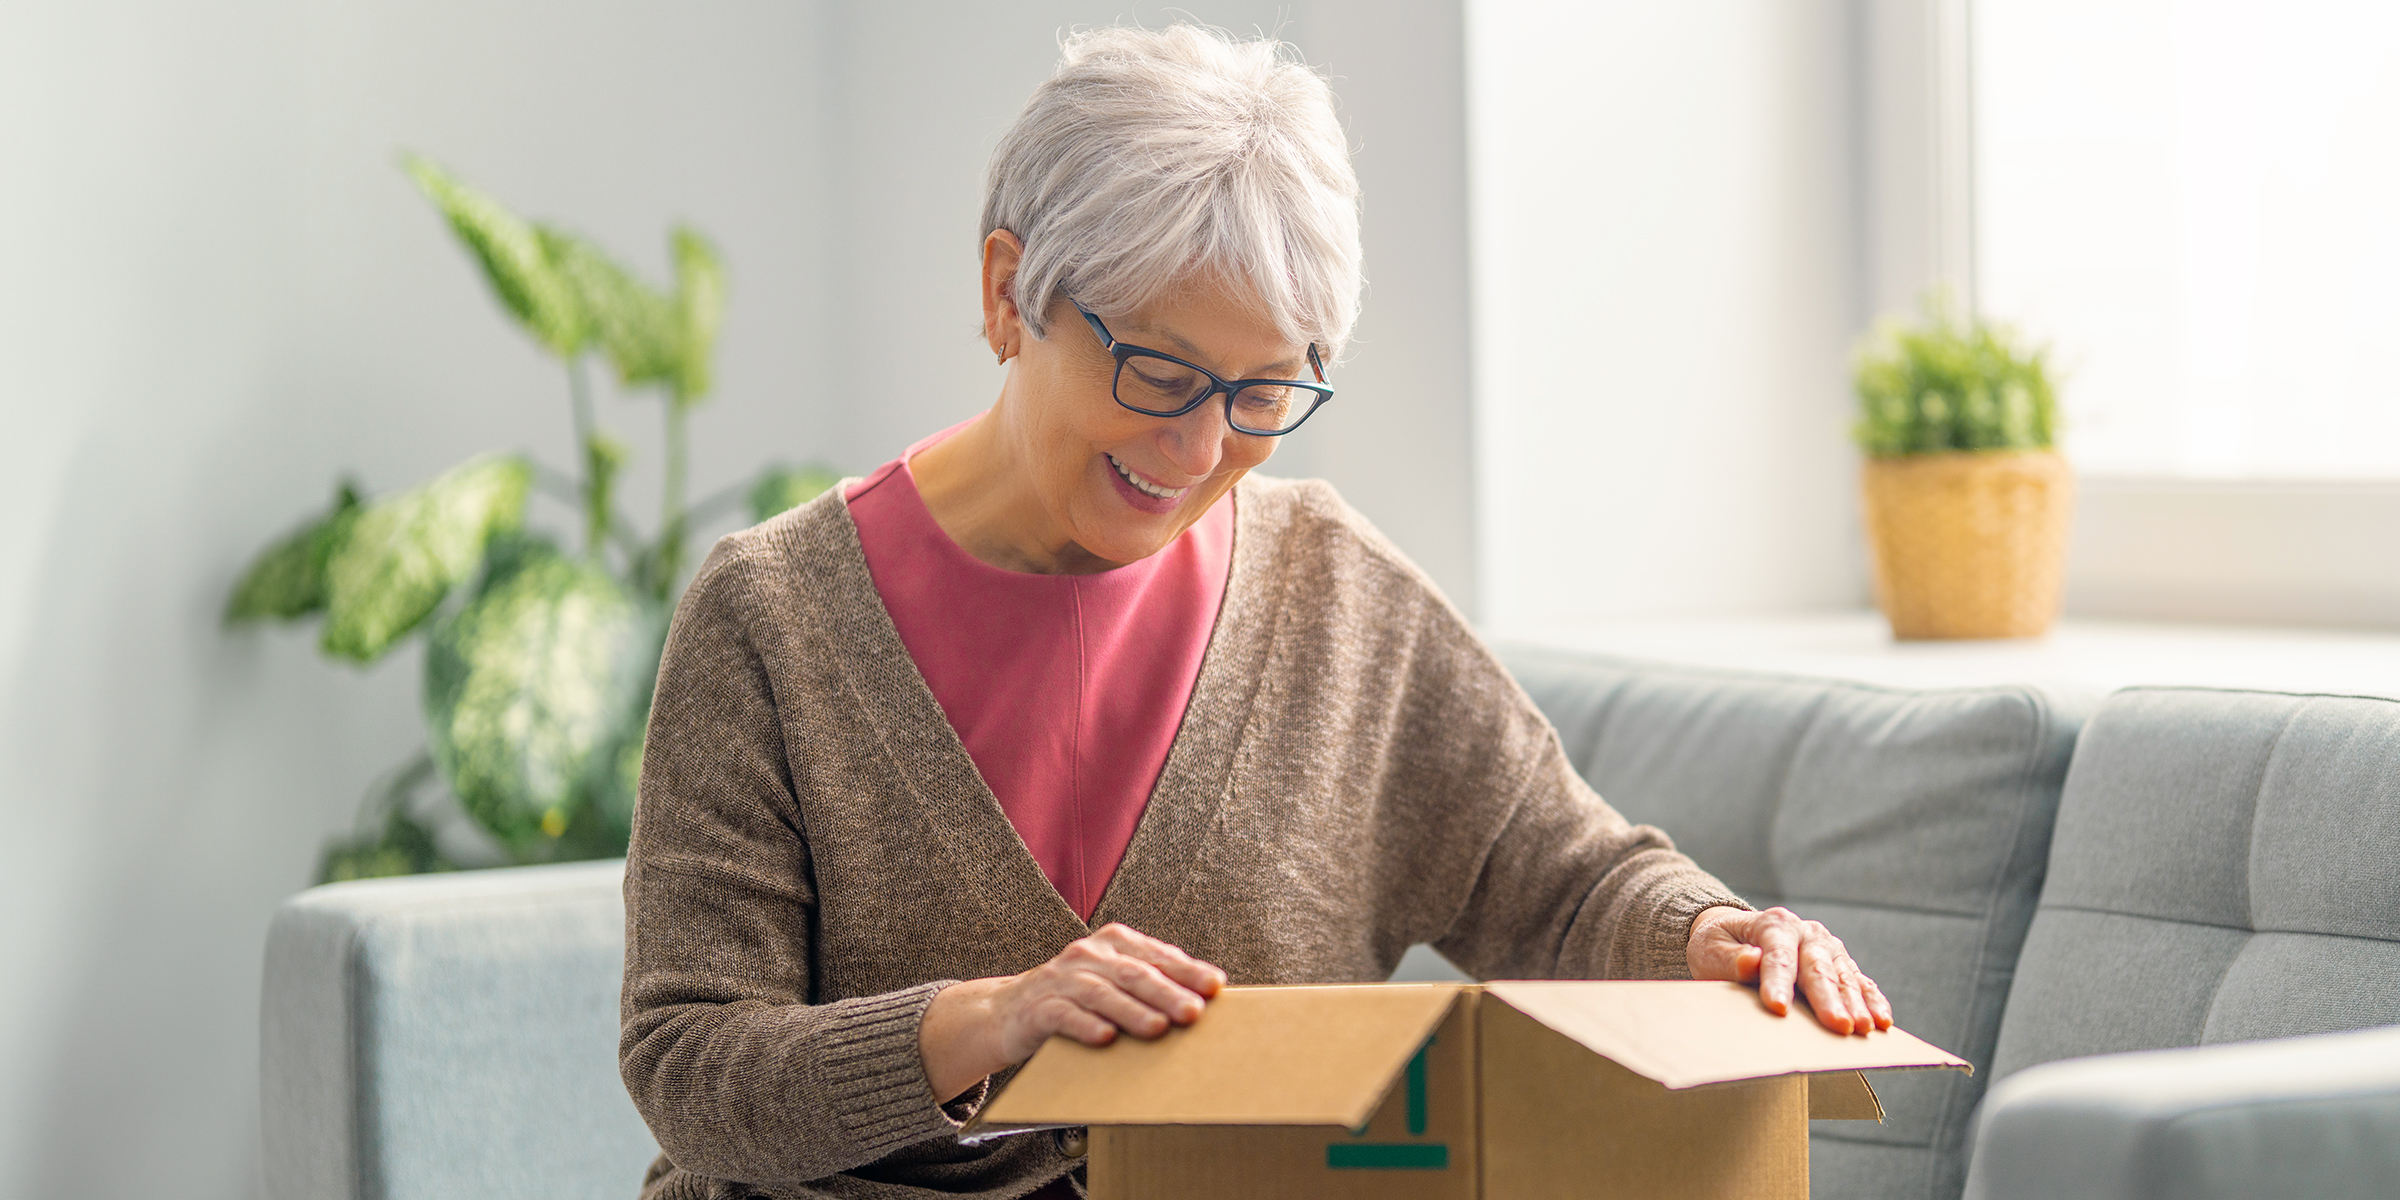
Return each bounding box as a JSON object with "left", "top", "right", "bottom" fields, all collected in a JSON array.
[{"left": 982, "top": 229, "right": 1027, "bottom": 362}]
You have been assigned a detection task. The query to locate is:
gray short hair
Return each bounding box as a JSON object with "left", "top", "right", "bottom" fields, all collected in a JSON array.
[{"left": 983, "top": 25, "right": 1362, "bottom": 363}]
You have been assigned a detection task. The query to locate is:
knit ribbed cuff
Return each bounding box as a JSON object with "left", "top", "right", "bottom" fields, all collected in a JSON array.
[{"left": 814, "top": 980, "right": 968, "bottom": 1160}]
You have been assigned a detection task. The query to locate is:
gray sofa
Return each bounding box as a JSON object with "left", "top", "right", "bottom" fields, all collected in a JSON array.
[{"left": 260, "top": 650, "right": 2400, "bottom": 1199}]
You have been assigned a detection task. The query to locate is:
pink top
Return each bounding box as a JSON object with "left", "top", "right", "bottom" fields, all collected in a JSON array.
[{"left": 844, "top": 424, "right": 1234, "bottom": 920}]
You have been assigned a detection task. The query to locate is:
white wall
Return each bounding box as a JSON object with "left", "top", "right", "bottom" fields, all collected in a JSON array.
[
  {"left": 0, "top": 4, "right": 1476, "bottom": 1197},
  {"left": 1281, "top": 0, "right": 1480, "bottom": 602},
  {"left": 1469, "top": 1, "right": 1868, "bottom": 633},
  {"left": 1, "top": 5, "right": 827, "bottom": 1198}
]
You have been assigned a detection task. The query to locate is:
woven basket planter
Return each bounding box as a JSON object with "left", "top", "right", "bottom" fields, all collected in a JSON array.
[{"left": 1860, "top": 450, "right": 2074, "bottom": 640}]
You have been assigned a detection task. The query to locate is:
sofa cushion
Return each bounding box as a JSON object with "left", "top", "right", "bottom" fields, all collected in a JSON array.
[
  {"left": 261, "top": 859, "right": 655, "bottom": 1200},
  {"left": 1499, "top": 646, "right": 2083, "bottom": 1200},
  {"left": 1989, "top": 688, "right": 2400, "bottom": 1085}
]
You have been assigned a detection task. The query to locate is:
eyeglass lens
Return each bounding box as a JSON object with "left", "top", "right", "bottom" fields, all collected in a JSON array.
[{"left": 1115, "top": 351, "right": 1313, "bottom": 433}]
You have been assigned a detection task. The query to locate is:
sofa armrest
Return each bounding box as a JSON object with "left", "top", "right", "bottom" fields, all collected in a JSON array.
[
  {"left": 260, "top": 860, "right": 654, "bottom": 1200},
  {"left": 1964, "top": 1024, "right": 2400, "bottom": 1200}
]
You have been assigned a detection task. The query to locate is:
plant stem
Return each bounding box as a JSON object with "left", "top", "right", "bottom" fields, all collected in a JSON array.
[
  {"left": 658, "top": 398, "right": 689, "bottom": 600},
  {"left": 566, "top": 357, "right": 609, "bottom": 560}
]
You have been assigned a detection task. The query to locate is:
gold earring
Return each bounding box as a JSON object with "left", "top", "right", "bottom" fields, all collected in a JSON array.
[{"left": 997, "top": 350, "right": 1007, "bottom": 365}]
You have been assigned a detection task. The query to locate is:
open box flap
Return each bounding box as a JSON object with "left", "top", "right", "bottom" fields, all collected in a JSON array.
[
  {"left": 964, "top": 984, "right": 1464, "bottom": 1140},
  {"left": 1807, "top": 1070, "right": 1886, "bottom": 1122},
  {"left": 1483, "top": 980, "right": 1971, "bottom": 1092}
]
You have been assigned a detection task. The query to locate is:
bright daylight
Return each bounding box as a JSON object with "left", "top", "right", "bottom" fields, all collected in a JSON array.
[{"left": 4, "top": 4, "right": 2397, "bottom": 1200}]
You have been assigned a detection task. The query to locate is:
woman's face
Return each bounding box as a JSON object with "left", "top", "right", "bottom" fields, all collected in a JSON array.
[{"left": 991, "top": 248, "right": 1310, "bottom": 569}]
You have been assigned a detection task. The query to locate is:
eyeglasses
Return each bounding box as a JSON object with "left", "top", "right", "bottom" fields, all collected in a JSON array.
[{"left": 1072, "top": 300, "right": 1333, "bottom": 436}]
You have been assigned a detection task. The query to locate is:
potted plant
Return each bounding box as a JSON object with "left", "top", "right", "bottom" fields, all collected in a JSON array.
[
  {"left": 226, "top": 156, "right": 837, "bottom": 881},
  {"left": 1851, "top": 299, "right": 2071, "bottom": 640}
]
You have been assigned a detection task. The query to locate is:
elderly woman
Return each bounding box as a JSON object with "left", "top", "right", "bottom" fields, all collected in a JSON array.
[{"left": 620, "top": 24, "right": 1890, "bottom": 1200}]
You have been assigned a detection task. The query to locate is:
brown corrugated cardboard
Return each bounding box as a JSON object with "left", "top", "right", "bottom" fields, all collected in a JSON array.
[
  {"left": 968, "top": 984, "right": 1463, "bottom": 1132},
  {"left": 965, "top": 980, "right": 1970, "bottom": 1200},
  {"left": 1084, "top": 995, "right": 1480, "bottom": 1200},
  {"left": 1480, "top": 981, "right": 1962, "bottom": 1089},
  {"left": 1479, "top": 995, "right": 1810, "bottom": 1198}
]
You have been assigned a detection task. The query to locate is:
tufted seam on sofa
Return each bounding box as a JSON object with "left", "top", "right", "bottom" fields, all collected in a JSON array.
[
  {"left": 1770, "top": 895, "right": 1990, "bottom": 920},
  {"left": 2019, "top": 904, "right": 2400, "bottom": 948},
  {"left": 2240, "top": 700, "right": 2308, "bottom": 936},
  {"left": 2167, "top": 699, "right": 2304, "bottom": 1048},
  {"left": 1924, "top": 684, "right": 2057, "bottom": 1199}
]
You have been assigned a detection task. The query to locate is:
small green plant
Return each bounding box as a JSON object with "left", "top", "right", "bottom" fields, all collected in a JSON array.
[
  {"left": 1852, "top": 297, "right": 2058, "bottom": 457},
  {"left": 229, "top": 156, "right": 838, "bottom": 882}
]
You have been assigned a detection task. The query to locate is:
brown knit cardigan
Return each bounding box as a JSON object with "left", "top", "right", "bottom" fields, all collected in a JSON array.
[{"left": 619, "top": 474, "right": 1746, "bottom": 1199}]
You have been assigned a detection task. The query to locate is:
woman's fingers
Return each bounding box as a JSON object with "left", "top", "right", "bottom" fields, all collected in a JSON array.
[
  {"left": 1840, "top": 962, "right": 1873, "bottom": 1032},
  {"left": 1751, "top": 911, "right": 1804, "bottom": 1017},
  {"left": 1051, "top": 998, "right": 1123, "bottom": 1046},
  {"left": 1070, "top": 971, "right": 1182, "bottom": 1038},
  {"left": 1831, "top": 961, "right": 1866, "bottom": 1033},
  {"left": 1862, "top": 973, "right": 1895, "bottom": 1030},
  {"left": 1690, "top": 907, "right": 1897, "bottom": 1036},
  {"left": 1094, "top": 923, "right": 1227, "bottom": 997},
  {"left": 1096, "top": 944, "right": 1207, "bottom": 1025},
  {"left": 1797, "top": 950, "right": 1855, "bottom": 1033},
  {"left": 1069, "top": 935, "right": 1206, "bottom": 1026},
  {"left": 1036, "top": 925, "right": 1222, "bottom": 1041},
  {"left": 1733, "top": 943, "right": 1764, "bottom": 983}
]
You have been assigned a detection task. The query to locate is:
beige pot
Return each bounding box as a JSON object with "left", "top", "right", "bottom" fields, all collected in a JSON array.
[{"left": 1860, "top": 450, "right": 2074, "bottom": 640}]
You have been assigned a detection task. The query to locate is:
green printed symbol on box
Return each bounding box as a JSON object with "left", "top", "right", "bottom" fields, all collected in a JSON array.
[{"left": 1328, "top": 1039, "right": 1448, "bottom": 1170}]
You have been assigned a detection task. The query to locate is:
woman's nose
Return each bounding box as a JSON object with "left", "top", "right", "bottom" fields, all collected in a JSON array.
[{"left": 1158, "top": 401, "right": 1229, "bottom": 478}]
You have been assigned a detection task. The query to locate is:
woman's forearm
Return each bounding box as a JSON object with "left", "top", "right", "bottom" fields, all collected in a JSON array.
[{"left": 919, "top": 978, "right": 1013, "bottom": 1102}]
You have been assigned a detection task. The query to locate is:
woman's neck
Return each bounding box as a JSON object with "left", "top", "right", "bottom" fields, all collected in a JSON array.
[{"left": 908, "top": 408, "right": 1120, "bottom": 576}]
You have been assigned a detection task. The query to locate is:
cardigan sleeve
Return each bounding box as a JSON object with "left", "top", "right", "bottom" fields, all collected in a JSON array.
[
  {"left": 1431, "top": 721, "right": 1751, "bottom": 982},
  {"left": 1278, "top": 481, "right": 1748, "bottom": 983},
  {"left": 618, "top": 541, "right": 972, "bottom": 1187}
]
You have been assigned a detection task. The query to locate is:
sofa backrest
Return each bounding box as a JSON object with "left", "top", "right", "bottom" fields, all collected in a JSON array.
[
  {"left": 260, "top": 860, "right": 654, "bottom": 1200},
  {"left": 1988, "top": 687, "right": 2400, "bottom": 1085},
  {"left": 1500, "top": 647, "right": 2083, "bottom": 1200}
]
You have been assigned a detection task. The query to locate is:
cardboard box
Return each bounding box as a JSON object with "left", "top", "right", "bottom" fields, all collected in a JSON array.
[{"left": 963, "top": 980, "right": 1970, "bottom": 1199}]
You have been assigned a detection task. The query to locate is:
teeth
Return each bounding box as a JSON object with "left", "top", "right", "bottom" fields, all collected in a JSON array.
[{"left": 1108, "top": 454, "right": 1187, "bottom": 500}]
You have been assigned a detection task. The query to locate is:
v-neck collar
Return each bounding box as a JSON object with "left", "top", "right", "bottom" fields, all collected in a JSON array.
[{"left": 782, "top": 478, "right": 1289, "bottom": 946}]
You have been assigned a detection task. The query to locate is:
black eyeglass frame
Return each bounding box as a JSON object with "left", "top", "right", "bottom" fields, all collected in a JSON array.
[{"left": 1071, "top": 300, "right": 1334, "bottom": 436}]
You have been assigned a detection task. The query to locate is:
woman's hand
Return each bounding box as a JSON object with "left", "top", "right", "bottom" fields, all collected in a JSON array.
[
  {"left": 918, "top": 923, "right": 1227, "bottom": 1102},
  {"left": 1686, "top": 905, "right": 1894, "bottom": 1036}
]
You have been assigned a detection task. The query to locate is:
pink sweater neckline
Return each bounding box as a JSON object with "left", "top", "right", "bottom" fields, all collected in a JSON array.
[{"left": 843, "top": 424, "right": 1234, "bottom": 920}]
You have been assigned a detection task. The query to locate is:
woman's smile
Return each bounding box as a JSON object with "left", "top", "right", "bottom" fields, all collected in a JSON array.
[{"left": 1105, "top": 452, "right": 1190, "bottom": 511}]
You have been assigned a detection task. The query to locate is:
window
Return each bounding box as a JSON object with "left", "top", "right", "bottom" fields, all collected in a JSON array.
[{"left": 1975, "top": 0, "right": 2400, "bottom": 479}]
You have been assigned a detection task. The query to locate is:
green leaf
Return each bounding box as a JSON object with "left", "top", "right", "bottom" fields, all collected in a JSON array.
[
  {"left": 671, "top": 227, "right": 725, "bottom": 405},
  {"left": 316, "top": 805, "right": 449, "bottom": 883},
  {"left": 226, "top": 480, "right": 362, "bottom": 623},
  {"left": 320, "top": 455, "right": 532, "bottom": 663},
  {"left": 422, "top": 537, "right": 664, "bottom": 852},
  {"left": 547, "top": 228, "right": 682, "bottom": 389},
  {"left": 405, "top": 155, "right": 591, "bottom": 357},
  {"left": 748, "top": 464, "right": 841, "bottom": 523},
  {"left": 1851, "top": 294, "right": 2058, "bottom": 458}
]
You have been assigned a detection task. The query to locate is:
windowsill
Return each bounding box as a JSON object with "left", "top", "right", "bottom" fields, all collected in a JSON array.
[{"left": 1491, "top": 611, "right": 2400, "bottom": 701}]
